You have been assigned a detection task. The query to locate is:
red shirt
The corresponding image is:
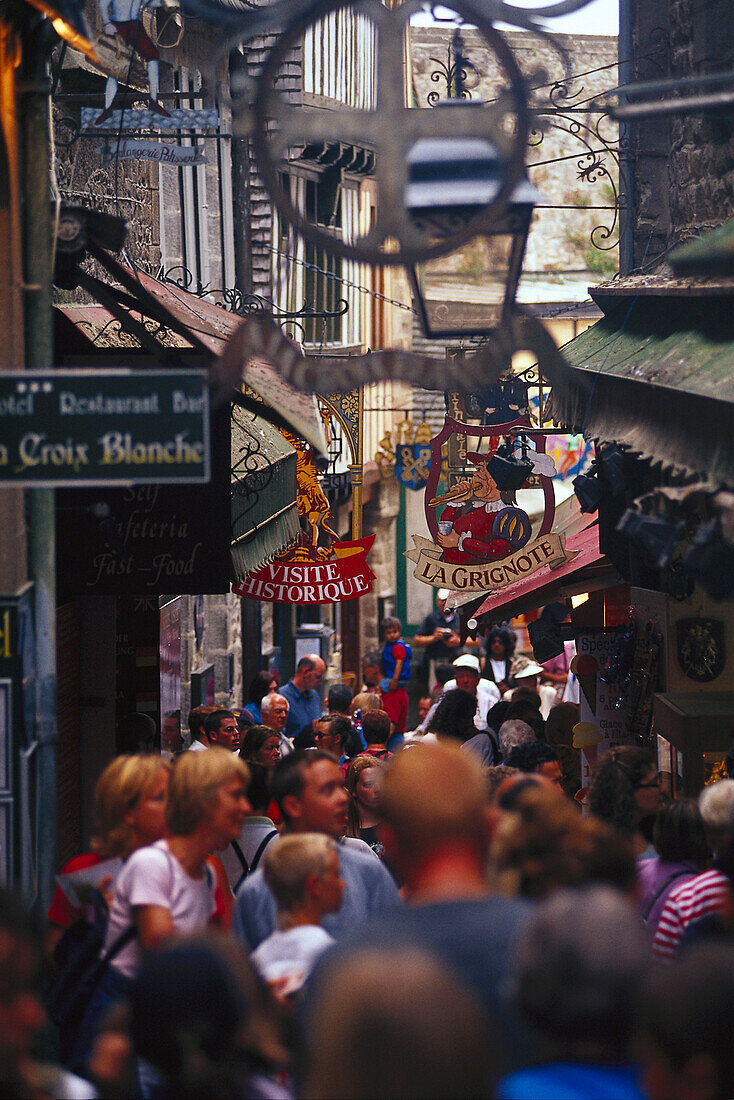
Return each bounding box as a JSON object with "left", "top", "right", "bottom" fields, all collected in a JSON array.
[{"left": 47, "top": 852, "right": 102, "bottom": 928}]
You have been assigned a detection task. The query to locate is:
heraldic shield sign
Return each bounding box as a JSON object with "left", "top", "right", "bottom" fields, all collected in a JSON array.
[
  {"left": 395, "top": 438, "right": 432, "bottom": 491},
  {"left": 676, "top": 618, "right": 725, "bottom": 683},
  {"left": 405, "top": 417, "right": 567, "bottom": 595}
]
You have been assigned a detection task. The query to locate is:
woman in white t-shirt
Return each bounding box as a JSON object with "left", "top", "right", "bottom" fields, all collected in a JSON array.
[{"left": 72, "top": 748, "right": 252, "bottom": 1074}]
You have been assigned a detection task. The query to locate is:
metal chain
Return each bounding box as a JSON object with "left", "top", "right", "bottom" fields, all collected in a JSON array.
[{"left": 267, "top": 245, "right": 417, "bottom": 314}]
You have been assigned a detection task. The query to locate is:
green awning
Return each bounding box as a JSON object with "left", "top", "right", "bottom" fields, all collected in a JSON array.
[
  {"left": 231, "top": 405, "right": 300, "bottom": 580},
  {"left": 670, "top": 219, "right": 734, "bottom": 278},
  {"left": 549, "top": 295, "right": 734, "bottom": 484}
]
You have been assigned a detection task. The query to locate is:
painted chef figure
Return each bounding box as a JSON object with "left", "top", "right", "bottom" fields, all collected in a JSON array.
[
  {"left": 434, "top": 450, "right": 532, "bottom": 566},
  {"left": 96, "top": 0, "right": 168, "bottom": 123}
]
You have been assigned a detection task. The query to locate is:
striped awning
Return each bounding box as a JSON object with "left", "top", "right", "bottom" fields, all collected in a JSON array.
[{"left": 231, "top": 405, "right": 300, "bottom": 580}]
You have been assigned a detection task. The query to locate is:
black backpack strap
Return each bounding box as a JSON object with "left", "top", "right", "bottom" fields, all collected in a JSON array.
[
  {"left": 100, "top": 923, "right": 137, "bottom": 965},
  {"left": 229, "top": 839, "right": 249, "bottom": 875},
  {"left": 249, "top": 829, "right": 278, "bottom": 875},
  {"left": 228, "top": 840, "right": 250, "bottom": 893}
]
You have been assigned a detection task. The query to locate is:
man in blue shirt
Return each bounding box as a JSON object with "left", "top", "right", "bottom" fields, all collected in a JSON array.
[
  {"left": 280, "top": 654, "right": 326, "bottom": 743},
  {"left": 234, "top": 750, "right": 399, "bottom": 950}
]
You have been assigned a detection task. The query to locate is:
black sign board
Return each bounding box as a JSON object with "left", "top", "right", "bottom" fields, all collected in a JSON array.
[
  {"left": 0, "top": 370, "right": 209, "bottom": 485},
  {"left": 56, "top": 405, "right": 231, "bottom": 598}
]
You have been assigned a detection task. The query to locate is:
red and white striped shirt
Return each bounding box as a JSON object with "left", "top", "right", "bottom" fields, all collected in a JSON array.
[{"left": 651, "top": 868, "right": 731, "bottom": 960}]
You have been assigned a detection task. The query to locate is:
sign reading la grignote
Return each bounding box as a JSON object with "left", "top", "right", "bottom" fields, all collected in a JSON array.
[
  {"left": 405, "top": 416, "right": 567, "bottom": 595},
  {"left": 0, "top": 371, "right": 210, "bottom": 485}
]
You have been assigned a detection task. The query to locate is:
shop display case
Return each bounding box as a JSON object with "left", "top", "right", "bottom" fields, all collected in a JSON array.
[{"left": 653, "top": 692, "right": 734, "bottom": 796}]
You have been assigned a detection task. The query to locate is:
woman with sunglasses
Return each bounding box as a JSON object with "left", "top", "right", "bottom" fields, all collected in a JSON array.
[{"left": 588, "top": 746, "right": 664, "bottom": 859}]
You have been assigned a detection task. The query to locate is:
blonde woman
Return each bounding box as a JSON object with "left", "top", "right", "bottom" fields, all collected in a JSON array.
[
  {"left": 47, "top": 754, "right": 171, "bottom": 955},
  {"left": 345, "top": 755, "right": 386, "bottom": 857},
  {"left": 72, "top": 748, "right": 251, "bottom": 1074}
]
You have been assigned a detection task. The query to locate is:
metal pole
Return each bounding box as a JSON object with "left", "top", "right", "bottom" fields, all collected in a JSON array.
[
  {"left": 618, "top": 0, "right": 635, "bottom": 274},
  {"left": 349, "top": 387, "right": 364, "bottom": 540},
  {"left": 229, "top": 48, "right": 253, "bottom": 294},
  {"left": 20, "top": 25, "right": 57, "bottom": 917}
]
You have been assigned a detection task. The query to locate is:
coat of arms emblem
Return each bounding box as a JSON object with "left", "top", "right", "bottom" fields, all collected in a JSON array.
[{"left": 676, "top": 618, "right": 725, "bottom": 683}]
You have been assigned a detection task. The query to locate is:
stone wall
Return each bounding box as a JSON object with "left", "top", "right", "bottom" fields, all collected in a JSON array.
[
  {"left": 409, "top": 28, "right": 619, "bottom": 280},
  {"left": 630, "top": 0, "right": 734, "bottom": 267},
  {"left": 668, "top": 0, "right": 734, "bottom": 235},
  {"left": 180, "top": 592, "right": 243, "bottom": 744}
]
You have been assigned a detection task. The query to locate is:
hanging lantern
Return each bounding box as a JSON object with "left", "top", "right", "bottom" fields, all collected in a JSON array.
[{"left": 407, "top": 101, "right": 542, "bottom": 340}]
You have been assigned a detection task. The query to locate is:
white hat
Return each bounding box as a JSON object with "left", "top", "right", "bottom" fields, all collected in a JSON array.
[
  {"left": 513, "top": 655, "right": 545, "bottom": 678},
  {"left": 452, "top": 654, "right": 480, "bottom": 675},
  {"left": 437, "top": 589, "right": 451, "bottom": 600}
]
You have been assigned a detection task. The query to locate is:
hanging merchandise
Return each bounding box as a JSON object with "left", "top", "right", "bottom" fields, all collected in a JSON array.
[
  {"left": 599, "top": 618, "right": 637, "bottom": 692},
  {"left": 544, "top": 434, "right": 595, "bottom": 483},
  {"left": 233, "top": 429, "right": 374, "bottom": 605},
  {"left": 572, "top": 631, "right": 634, "bottom": 791},
  {"left": 625, "top": 622, "right": 662, "bottom": 740},
  {"left": 405, "top": 416, "right": 566, "bottom": 595}
]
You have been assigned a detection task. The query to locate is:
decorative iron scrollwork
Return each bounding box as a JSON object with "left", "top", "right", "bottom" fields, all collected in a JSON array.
[
  {"left": 251, "top": 0, "right": 530, "bottom": 267},
  {"left": 159, "top": 264, "right": 349, "bottom": 322},
  {"left": 427, "top": 28, "right": 480, "bottom": 106},
  {"left": 231, "top": 404, "right": 278, "bottom": 534}
]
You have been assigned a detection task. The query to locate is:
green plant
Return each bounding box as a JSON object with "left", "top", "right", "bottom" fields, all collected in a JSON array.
[{"left": 585, "top": 243, "right": 618, "bottom": 277}]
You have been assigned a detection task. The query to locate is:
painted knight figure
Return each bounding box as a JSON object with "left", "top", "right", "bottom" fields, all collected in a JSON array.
[{"left": 233, "top": 427, "right": 374, "bottom": 606}]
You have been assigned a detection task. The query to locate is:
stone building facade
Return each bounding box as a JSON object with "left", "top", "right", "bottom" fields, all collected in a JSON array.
[
  {"left": 627, "top": 0, "right": 734, "bottom": 269},
  {"left": 409, "top": 28, "right": 619, "bottom": 282}
]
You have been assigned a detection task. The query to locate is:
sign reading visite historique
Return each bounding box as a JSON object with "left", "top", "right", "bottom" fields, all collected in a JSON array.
[{"left": 0, "top": 371, "right": 210, "bottom": 485}]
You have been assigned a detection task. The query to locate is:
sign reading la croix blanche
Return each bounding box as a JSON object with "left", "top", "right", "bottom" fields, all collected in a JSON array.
[{"left": 0, "top": 371, "right": 210, "bottom": 485}]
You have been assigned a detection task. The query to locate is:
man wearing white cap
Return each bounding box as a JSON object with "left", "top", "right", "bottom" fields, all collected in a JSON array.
[
  {"left": 414, "top": 590, "right": 478, "bottom": 691},
  {"left": 416, "top": 654, "right": 501, "bottom": 738},
  {"left": 505, "top": 655, "right": 558, "bottom": 719}
]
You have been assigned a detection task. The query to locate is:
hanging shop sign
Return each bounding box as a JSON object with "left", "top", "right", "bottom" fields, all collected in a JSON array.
[
  {"left": 394, "top": 421, "right": 432, "bottom": 491},
  {"left": 373, "top": 419, "right": 432, "bottom": 490},
  {"left": 96, "top": 139, "right": 207, "bottom": 166},
  {"left": 0, "top": 370, "right": 209, "bottom": 486},
  {"left": 233, "top": 536, "right": 375, "bottom": 604},
  {"left": 81, "top": 107, "right": 219, "bottom": 131},
  {"left": 234, "top": 427, "right": 374, "bottom": 604},
  {"left": 405, "top": 417, "right": 564, "bottom": 594},
  {"left": 56, "top": 405, "right": 231, "bottom": 599}
]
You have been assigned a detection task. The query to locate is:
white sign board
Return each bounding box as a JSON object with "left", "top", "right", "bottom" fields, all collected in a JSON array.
[
  {"left": 575, "top": 631, "right": 634, "bottom": 791},
  {"left": 97, "top": 139, "right": 207, "bottom": 165}
]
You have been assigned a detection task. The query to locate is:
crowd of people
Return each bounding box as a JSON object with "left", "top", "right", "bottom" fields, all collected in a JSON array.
[{"left": 4, "top": 623, "right": 734, "bottom": 1100}]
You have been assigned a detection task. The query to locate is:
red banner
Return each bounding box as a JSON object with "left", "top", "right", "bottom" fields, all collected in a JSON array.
[{"left": 233, "top": 536, "right": 375, "bottom": 604}]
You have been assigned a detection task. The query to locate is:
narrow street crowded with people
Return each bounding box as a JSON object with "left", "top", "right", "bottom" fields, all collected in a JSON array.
[{"left": 2, "top": 0, "right": 734, "bottom": 1095}]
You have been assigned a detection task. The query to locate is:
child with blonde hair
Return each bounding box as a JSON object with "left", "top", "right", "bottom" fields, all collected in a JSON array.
[{"left": 250, "top": 833, "right": 344, "bottom": 998}]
